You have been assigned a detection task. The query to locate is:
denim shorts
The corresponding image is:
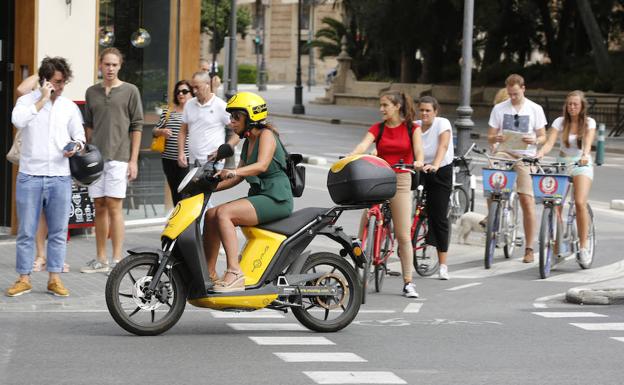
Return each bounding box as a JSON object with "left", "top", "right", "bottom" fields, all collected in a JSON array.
[{"left": 556, "top": 154, "right": 594, "bottom": 180}]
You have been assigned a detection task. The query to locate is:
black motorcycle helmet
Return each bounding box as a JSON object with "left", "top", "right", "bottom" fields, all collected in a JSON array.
[{"left": 69, "top": 144, "right": 104, "bottom": 186}]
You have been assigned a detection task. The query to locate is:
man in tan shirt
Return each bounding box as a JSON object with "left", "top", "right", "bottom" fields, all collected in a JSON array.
[{"left": 81, "top": 47, "right": 143, "bottom": 274}]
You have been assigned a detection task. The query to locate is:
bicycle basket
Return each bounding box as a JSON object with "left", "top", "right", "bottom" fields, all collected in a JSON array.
[
  {"left": 531, "top": 173, "right": 569, "bottom": 203},
  {"left": 481, "top": 168, "right": 517, "bottom": 198}
]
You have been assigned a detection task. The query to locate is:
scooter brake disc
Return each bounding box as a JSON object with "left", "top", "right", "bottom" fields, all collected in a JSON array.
[
  {"left": 313, "top": 273, "right": 349, "bottom": 310},
  {"left": 132, "top": 276, "right": 171, "bottom": 311}
]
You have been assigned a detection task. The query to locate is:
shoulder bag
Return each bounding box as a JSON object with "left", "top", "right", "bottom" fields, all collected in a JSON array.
[
  {"left": 275, "top": 136, "right": 305, "bottom": 197},
  {"left": 150, "top": 107, "right": 172, "bottom": 153},
  {"left": 6, "top": 129, "right": 21, "bottom": 165}
]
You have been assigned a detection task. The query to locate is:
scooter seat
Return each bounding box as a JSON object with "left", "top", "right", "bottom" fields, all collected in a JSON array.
[{"left": 256, "top": 207, "right": 329, "bottom": 236}]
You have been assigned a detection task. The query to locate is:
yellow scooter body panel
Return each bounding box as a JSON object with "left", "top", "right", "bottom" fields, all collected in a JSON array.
[
  {"left": 239, "top": 227, "right": 287, "bottom": 286},
  {"left": 188, "top": 294, "right": 278, "bottom": 310},
  {"left": 162, "top": 194, "right": 204, "bottom": 239}
]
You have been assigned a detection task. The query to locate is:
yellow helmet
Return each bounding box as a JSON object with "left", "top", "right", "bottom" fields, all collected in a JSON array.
[{"left": 226, "top": 92, "right": 268, "bottom": 123}]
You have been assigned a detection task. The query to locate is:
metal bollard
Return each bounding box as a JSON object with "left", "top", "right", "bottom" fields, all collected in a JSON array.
[{"left": 596, "top": 123, "right": 605, "bottom": 166}]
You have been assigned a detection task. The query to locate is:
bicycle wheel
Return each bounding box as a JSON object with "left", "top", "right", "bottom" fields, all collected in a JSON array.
[
  {"left": 538, "top": 207, "right": 556, "bottom": 279},
  {"left": 503, "top": 192, "right": 520, "bottom": 259},
  {"left": 360, "top": 216, "right": 376, "bottom": 302},
  {"left": 374, "top": 223, "right": 393, "bottom": 292},
  {"left": 577, "top": 204, "right": 596, "bottom": 269},
  {"left": 412, "top": 216, "right": 439, "bottom": 276},
  {"left": 448, "top": 187, "right": 469, "bottom": 224},
  {"left": 484, "top": 201, "right": 500, "bottom": 269}
]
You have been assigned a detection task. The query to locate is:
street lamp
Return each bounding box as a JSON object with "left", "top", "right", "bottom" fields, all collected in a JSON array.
[
  {"left": 225, "top": 0, "right": 238, "bottom": 100},
  {"left": 255, "top": 0, "right": 268, "bottom": 91},
  {"left": 292, "top": 0, "right": 305, "bottom": 114},
  {"left": 454, "top": 0, "right": 474, "bottom": 157},
  {"left": 307, "top": 0, "right": 316, "bottom": 90}
]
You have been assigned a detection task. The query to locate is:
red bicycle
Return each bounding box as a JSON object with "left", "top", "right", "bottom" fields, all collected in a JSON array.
[
  {"left": 410, "top": 182, "right": 438, "bottom": 276},
  {"left": 360, "top": 199, "right": 395, "bottom": 299}
]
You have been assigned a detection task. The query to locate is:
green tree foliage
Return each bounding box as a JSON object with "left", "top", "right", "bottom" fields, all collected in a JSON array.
[
  {"left": 327, "top": 0, "right": 624, "bottom": 91},
  {"left": 201, "top": 0, "right": 252, "bottom": 53}
]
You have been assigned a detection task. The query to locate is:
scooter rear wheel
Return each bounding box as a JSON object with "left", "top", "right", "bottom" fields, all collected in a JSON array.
[
  {"left": 291, "top": 252, "right": 362, "bottom": 332},
  {"left": 106, "top": 253, "right": 187, "bottom": 336}
]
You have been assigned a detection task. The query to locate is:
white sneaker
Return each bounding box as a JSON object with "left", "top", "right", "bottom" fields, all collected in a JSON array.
[
  {"left": 438, "top": 264, "right": 449, "bottom": 280},
  {"left": 106, "top": 261, "right": 119, "bottom": 276},
  {"left": 578, "top": 248, "right": 592, "bottom": 267},
  {"left": 403, "top": 282, "right": 419, "bottom": 298},
  {"left": 80, "top": 259, "right": 110, "bottom": 274}
]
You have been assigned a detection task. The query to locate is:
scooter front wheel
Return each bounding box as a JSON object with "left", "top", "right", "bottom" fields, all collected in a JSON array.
[
  {"left": 291, "top": 252, "right": 362, "bottom": 332},
  {"left": 105, "top": 253, "right": 187, "bottom": 336}
]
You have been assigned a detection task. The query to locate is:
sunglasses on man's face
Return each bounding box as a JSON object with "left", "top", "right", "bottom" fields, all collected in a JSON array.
[{"left": 176, "top": 89, "right": 191, "bottom": 96}]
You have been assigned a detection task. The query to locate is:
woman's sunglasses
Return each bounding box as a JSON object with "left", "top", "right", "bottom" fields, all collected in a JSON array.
[
  {"left": 230, "top": 111, "right": 245, "bottom": 121},
  {"left": 175, "top": 89, "right": 191, "bottom": 96}
]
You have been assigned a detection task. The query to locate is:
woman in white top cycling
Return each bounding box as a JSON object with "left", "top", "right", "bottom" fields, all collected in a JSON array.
[{"left": 537, "top": 90, "right": 596, "bottom": 265}]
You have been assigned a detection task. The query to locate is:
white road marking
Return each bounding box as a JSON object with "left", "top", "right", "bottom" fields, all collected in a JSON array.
[
  {"left": 610, "top": 337, "right": 624, "bottom": 343},
  {"left": 275, "top": 352, "right": 367, "bottom": 363},
  {"left": 249, "top": 336, "right": 335, "bottom": 345},
  {"left": 570, "top": 323, "right": 624, "bottom": 331},
  {"left": 533, "top": 312, "right": 608, "bottom": 318},
  {"left": 227, "top": 323, "right": 305, "bottom": 331},
  {"left": 403, "top": 303, "right": 423, "bottom": 313},
  {"left": 446, "top": 282, "right": 482, "bottom": 291},
  {"left": 303, "top": 371, "right": 407, "bottom": 384},
  {"left": 210, "top": 310, "right": 284, "bottom": 318},
  {"left": 533, "top": 303, "right": 547, "bottom": 308}
]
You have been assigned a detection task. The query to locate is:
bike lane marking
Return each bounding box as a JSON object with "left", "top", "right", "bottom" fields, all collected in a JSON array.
[
  {"left": 403, "top": 303, "right": 423, "bottom": 313},
  {"left": 303, "top": 371, "right": 407, "bottom": 384},
  {"left": 445, "top": 282, "right": 482, "bottom": 291},
  {"left": 275, "top": 352, "right": 367, "bottom": 363},
  {"left": 541, "top": 260, "right": 624, "bottom": 283}
]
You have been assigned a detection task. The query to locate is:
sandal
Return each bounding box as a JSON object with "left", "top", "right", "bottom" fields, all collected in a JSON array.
[
  {"left": 33, "top": 258, "right": 46, "bottom": 272},
  {"left": 209, "top": 271, "right": 222, "bottom": 285},
  {"left": 213, "top": 270, "right": 246, "bottom": 292},
  {"left": 523, "top": 248, "right": 534, "bottom": 263}
]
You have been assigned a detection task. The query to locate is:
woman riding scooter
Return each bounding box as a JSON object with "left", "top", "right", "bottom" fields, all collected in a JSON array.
[{"left": 205, "top": 92, "right": 293, "bottom": 292}]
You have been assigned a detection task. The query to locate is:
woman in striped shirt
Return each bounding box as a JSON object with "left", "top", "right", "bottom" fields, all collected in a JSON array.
[{"left": 153, "top": 80, "right": 193, "bottom": 204}]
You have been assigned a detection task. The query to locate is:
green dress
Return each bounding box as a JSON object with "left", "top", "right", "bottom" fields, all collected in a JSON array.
[{"left": 241, "top": 133, "right": 294, "bottom": 224}]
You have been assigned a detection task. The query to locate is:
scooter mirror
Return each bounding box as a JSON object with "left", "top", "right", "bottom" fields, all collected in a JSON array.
[{"left": 215, "top": 144, "right": 234, "bottom": 161}]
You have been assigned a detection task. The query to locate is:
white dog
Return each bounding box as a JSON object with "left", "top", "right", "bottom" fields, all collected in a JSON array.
[{"left": 456, "top": 212, "right": 486, "bottom": 244}]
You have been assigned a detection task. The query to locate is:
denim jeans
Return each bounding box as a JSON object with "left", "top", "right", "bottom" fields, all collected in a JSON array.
[{"left": 16, "top": 173, "right": 72, "bottom": 274}]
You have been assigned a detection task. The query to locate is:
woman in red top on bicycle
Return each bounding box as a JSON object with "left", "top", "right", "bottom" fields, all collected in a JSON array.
[{"left": 349, "top": 90, "right": 424, "bottom": 298}]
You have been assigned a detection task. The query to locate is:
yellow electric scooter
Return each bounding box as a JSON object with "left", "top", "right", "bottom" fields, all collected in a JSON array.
[{"left": 105, "top": 145, "right": 372, "bottom": 336}]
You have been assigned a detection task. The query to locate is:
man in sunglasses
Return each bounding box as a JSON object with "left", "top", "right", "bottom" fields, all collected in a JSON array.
[
  {"left": 487, "top": 73, "right": 547, "bottom": 264},
  {"left": 177, "top": 71, "right": 235, "bottom": 169}
]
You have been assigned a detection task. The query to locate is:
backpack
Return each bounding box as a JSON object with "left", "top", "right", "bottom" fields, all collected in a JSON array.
[
  {"left": 375, "top": 120, "right": 419, "bottom": 190},
  {"left": 275, "top": 136, "right": 306, "bottom": 198}
]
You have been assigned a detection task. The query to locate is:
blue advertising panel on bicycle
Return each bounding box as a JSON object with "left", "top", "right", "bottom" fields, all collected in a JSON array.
[
  {"left": 481, "top": 168, "right": 517, "bottom": 198},
  {"left": 531, "top": 174, "right": 569, "bottom": 203}
]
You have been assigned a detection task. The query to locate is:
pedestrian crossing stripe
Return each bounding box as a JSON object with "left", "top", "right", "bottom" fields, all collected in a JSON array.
[
  {"left": 532, "top": 312, "right": 608, "bottom": 318},
  {"left": 249, "top": 336, "right": 335, "bottom": 345},
  {"left": 570, "top": 323, "right": 624, "bottom": 331},
  {"left": 210, "top": 310, "right": 285, "bottom": 318},
  {"left": 227, "top": 323, "right": 305, "bottom": 330},
  {"left": 303, "top": 371, "right": 407, "bottom": 384},
  {"left": 274, "top": 352, "right": 367, "bottom": 362}
]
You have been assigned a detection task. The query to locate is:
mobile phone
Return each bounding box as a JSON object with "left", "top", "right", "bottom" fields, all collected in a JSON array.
[
  {"left": 63, "top": 142, "right": 78, "bottom": 153},
  {"left": 39, "top": 77, "right": 54, "bottom": 93}
]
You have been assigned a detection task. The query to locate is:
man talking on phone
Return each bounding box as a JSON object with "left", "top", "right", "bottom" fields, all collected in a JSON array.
[{"left": 7, "top": 56, "right": 85, "bottom": 297}]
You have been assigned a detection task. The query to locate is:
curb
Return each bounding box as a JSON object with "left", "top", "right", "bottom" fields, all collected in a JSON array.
[
  {"left": 272, "top": 112, "right": 369, "bottom": 127},
  {"left": 302, "top": 154, "right": 328, "bottom": 166},
  {"left": 566, "top": 287, "right": 624, "bottom": 305},
  {"left": 611, "top": 200, "right": 624, "bottom": 211}
]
